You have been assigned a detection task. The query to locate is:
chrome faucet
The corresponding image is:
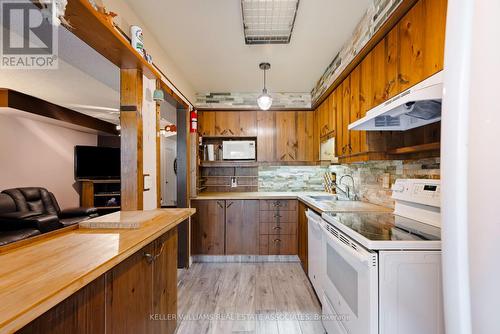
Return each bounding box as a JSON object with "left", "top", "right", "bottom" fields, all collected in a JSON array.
[{"left": 334, "top": 174, "right": 358, "bottom": 200}]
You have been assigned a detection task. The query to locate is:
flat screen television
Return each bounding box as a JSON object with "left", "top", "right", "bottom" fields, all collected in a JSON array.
[{"left": 74, "top": 146, "right": 120, "bottom": 180}]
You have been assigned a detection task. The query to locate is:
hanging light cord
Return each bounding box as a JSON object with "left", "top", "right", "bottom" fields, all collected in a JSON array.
[{"left": 263, "top": 67, "right": 267, "bottom": 91}]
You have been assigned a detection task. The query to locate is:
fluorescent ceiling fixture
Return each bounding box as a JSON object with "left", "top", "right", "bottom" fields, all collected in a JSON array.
[{"left": 241, "top": 0, "right": 300, "bottom": 45}]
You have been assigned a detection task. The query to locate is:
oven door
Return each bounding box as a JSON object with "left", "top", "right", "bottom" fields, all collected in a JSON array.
[{"left": 321, "top": 223, "right": 378, "bottom": 334}]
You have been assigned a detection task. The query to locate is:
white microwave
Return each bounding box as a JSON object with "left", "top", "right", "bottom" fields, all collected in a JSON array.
[{"left": 222, "top": 140, "right": 256, "bottom": 160}]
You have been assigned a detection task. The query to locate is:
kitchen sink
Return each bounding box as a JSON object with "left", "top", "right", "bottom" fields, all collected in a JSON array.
[
  {"left": 307, "top": 195, "right": 338, "bottom": 201},
  {"left": 306, "top": 195, "right": 355, "bottom": 202}
]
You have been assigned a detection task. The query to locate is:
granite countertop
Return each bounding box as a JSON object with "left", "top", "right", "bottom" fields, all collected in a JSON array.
[
  {"left": 0, "top": 208, "right": 195, "bottom": 333},
  {"left": 193, "top": 192, "right": 392, "bottom": 213}
]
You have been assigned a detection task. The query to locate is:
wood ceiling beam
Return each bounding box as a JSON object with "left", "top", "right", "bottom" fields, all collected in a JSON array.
[{"left": 0, "top": 88, "right": 118, "bottom": 134}]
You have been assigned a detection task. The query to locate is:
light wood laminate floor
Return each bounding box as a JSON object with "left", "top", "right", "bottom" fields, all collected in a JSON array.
[{"left": 176, "top": 262, "right": 325, "bottom": 334}]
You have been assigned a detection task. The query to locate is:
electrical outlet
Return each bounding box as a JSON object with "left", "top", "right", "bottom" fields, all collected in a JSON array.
[
  {"left": 231, "top": 177, "right": 237, "bottom": 188},
  {"left": 382, "top": 173, "right": 391, "bottom": 189}
]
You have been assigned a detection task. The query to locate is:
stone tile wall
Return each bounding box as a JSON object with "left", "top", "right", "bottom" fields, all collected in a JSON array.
[
  {"left": 258, "top": 166, "right": 327, "bottom": 192},
  {"left": 258, "top": 158, "right": 440, "bottom": 209},
  {"left": 196, "top": 92, "right": 311, "bottom": 109}
]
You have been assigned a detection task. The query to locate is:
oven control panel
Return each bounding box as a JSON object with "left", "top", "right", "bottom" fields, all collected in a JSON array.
[{"left": 391, "top": 179, "right": 440, "bottom": 207}]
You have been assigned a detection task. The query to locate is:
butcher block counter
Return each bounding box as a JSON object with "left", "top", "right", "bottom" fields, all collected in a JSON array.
[{"left": 0, "top": 208, "right": 195, "bottom": 334}]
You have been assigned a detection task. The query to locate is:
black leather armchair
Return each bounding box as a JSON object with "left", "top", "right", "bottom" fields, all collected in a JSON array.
[
  {"left": 2, "top": 187, "right": 98, "bottom": 227},
  {"left": 0, "top": 187, "right": 98, "bottom": 246},
  {"left": 0, "top": 194, "right": 41, "bottom": 246}
]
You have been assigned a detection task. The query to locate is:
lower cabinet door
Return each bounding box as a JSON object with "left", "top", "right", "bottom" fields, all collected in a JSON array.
[
  {"left": 225, "top": 200, "right": 259, "bottom": 255},
  {"left": 152, "top": 228, "right": 178, "bottom": 334},
  {"left": 105, "top": 243, "right": 154, "bottom": 334},
  {"left": 191, "top": 200, "right": 225, "bottom": 255}
]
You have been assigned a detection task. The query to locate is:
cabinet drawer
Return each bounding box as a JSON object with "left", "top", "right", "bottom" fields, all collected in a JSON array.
[
  {"left": 267, "top": 234, "right": 298, "bottom": 255},
  {"left": 259, "top": 223, "right": 297, "bottom": 235},
  {"left": 259, "top": 210, "right": 297, "bottom": 223},
  {"left": 259, "top": 200, "right": 297, "bottom": 211}
]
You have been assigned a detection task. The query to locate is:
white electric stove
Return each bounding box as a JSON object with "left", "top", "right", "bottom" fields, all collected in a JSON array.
[{"left": 320, "top": 179, "right": 444, "bottom": 334}]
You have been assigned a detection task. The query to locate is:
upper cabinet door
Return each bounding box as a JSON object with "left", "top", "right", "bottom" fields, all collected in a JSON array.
[
  {"left": 275, "top": 111, "right": 297, "bottom": 161},
  {"left": 257, "top": 111, "right": 275, "bottom": 162},
  {"left": 372, "top": 40, "right": 387, "bottom": 107},
  {"left": 385, "top": 27, "right": 399, "bottom": 99},
  {"left": 296, "top": 111, "right": 315, "bottom": 162},
  {"left": 399, "top": 0, "right": 447, "bottom": 92},
  {"left": 198, "top": 111, "right": 216, "bottom": 136},
  {"left": 398, "top": 0, "right": 425, "bottom": 91},
  {"left": 215, "top": 111, "right": 240, "bottom": 136},
  {"left": 335, "top": 86, "right": 343, "bottom": 157},
  {"left": 349, "top": 66, "right": 361, "bottom": 155},
  {"left": 239, "top": 111, "right": 257, "bottom": 136}
]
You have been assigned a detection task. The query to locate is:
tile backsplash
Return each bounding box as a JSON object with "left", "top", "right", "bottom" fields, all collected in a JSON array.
[
  {"left": 259, "top": 166, "right": 327, "bottom": 192},
  {"left": 258, "top": 158, "right": 440, "bottom": 209}
]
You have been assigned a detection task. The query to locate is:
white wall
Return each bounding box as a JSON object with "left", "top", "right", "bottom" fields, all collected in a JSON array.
[
  {"left": 0, "top": 114, "right": 97, "bottom": 209},
  {"left": 142, "top": 76, "right": 158, "bottom": 210},
  {"left": 103, "top": 0, "right": 195, "bottom": 105}
]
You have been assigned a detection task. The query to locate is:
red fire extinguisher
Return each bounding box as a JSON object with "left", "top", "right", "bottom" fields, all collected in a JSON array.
[{"left": 190, "top": 109, "right": 197, "bottom": 133}]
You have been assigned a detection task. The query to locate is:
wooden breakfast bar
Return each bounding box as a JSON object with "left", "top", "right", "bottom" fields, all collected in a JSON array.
[{"left": 0, "top": 209, "right": 195, "bottom": 334}]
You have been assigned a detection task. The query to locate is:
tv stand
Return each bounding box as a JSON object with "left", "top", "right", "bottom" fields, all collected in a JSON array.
[{"left": 80, "top": 179, "right": 121, "bottom": 212}]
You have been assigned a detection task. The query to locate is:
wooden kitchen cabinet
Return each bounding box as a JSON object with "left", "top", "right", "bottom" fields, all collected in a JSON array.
[
  {"left": 198, "top": 111, "right": 257, "bottom": 137},
  {"left": 198, "top": 111, "right": 216, "bottom": 136},
  {"left": 215, "top": 111, "right": 240, "bottom": 136},
  {"left": 259, "top": 199, "right": 298, "bottom": 256},
  {"left": 18, "top": 230, "right": 179, "bottom": 334},
  {"left": 398, "top": 0, "right": 446, "bottom": 91},
  {"left": 257, "top": 111, "right": 276, "bottom": 162},
  {"left": 334, "top": 85, "right": 343, "bottom": 157},
  {"left": 239, "top": 111, "right": 257, "bottom": 136},
  {"left": 371, "top": 40, "right": 387, "bottom": 107},
  {"left": 296, "top": 111, "right": 315, "bottom": 162},
  {"left": 105, "top": 243, "right": 154, "bottom": 334},
  {"left": 191, "top": 200, "right": 225, "bottom": 255},
  {"left": 327, "top": 0, "right": 447, "bottom": 163},
  {"left": 275, "top": 111, "right": 298, "bottom": 161},
  {"left": 105, "top": 229, "right": 178, "bottom": 334},
  {"left": 152, "top": 229, "right": 178, "bottom": 334},
  {"left": 225, "top": 200, "right": 259, "bottom": 255}
]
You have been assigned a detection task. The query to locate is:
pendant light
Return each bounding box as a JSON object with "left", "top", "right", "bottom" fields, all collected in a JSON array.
[{"left": 257, "top": 62, "right": 272, "bottom": 110}]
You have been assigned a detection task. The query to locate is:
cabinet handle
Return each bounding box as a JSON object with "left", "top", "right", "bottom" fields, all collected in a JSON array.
[
  {"left": 217, "top": 201, "right": 224, "bottom": 208},
  {"left": 273, "top": 226, "right": 282, "bottom": 230},
  {"left": 273, "top": 239, "right": 282, "bottom": 243},
  {"left": 143, "top": 252, "right": 154, "bottom": 264},
  {"left": 228, "top": 129, "right": 235, "bottom": 135},
  {"left": 273, "top": 214, "right": 282, "bottom": 218},
  {"left": 226, "top": 201, "right": 233, "bottom": 208},
  {"left": 155, "top": 242, "right": 166, "bottom": 260},
  {"left": 348, "top": 144, "right": 353, "bottom": 152},
  {"left": 342, "top": 146, "right": 346, "bottom": 154}
]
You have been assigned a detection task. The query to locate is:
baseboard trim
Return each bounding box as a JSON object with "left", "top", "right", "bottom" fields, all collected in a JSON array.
[{"left": 192, "top": 255, "right": 300, "bottom": 263}]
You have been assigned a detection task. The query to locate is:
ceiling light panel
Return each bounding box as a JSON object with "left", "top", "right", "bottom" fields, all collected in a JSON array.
[{"left": 241, "top": 0, "right": 300, "bottom": 45}]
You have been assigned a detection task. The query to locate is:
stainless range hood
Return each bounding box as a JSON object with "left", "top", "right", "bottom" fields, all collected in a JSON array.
[{"left": 349, "top": 71, "right": 443, "bottom": 131}]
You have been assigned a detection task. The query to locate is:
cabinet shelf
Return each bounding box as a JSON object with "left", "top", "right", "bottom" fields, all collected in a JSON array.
[
  {"left": 388, "top": 142, "right": 441, "bottom": 155},
  {"left": 94, "top": 192, "right": 121, "bottom": 197}
]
